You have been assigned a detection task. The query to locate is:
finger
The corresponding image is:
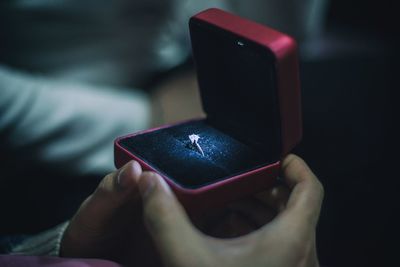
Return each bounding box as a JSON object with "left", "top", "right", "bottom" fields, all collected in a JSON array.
[
  {"left": 138, "top": 172, "right": 203, "bottom": 261},
  {"left": 69, "top": 161, "right": 142, "bottom": 236},
  {"left": 277, "top": 154, "right": 324, "bottom": 227},
  {"left": 228, "top": 198, "right": 277, "bottom": 228},
  {"left": 197, "top": 197, "right": 275, "bottom": 238},
  {"left": 202, "top": 186, "right": 290, "bottom": 237},
  {"left": 256, "top": 185, "right": 290, "bottom": 212},
  {"left": 205, "top": 209, "right": 258, "bottom": 238},
  {"left": 61, "top": 161, "right": 143, "bottom": 257}
]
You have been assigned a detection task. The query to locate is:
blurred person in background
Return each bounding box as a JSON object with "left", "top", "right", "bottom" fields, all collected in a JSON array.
[
  {"left": 0, "top": 0, "right": 330, "bottom": 265},
  {"left": 0, "top": 0, "right": 328, "bottom": 176}
]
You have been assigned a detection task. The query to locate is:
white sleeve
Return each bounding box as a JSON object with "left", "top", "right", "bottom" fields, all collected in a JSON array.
[
  {"left": 0, "top": 65, "right": 151, "bottom": 177},
  {"left": 8, "top": 221, "right": 70, "bottom": 256}
]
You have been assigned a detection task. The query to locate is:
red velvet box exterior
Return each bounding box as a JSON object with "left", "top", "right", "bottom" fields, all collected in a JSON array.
[{"left": 114, "top": 8, "right": 301, "bottom": 214}]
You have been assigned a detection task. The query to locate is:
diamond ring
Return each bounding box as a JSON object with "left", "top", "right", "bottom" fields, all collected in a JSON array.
[{"left": 189, "top": 134, "right": 205, "bottom": 156}]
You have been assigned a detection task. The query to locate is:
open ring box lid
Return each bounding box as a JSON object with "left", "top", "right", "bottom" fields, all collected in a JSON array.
[{"left": 115, "top": 8, "right": 302, "bottom": 209}]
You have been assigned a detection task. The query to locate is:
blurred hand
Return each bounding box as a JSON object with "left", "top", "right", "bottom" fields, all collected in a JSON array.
[
  {"left": 61, "top": 154, "right": 323, "bottom": 267},
  {"left": 150, "top": 71, "right": 204, "bottom": 126}
]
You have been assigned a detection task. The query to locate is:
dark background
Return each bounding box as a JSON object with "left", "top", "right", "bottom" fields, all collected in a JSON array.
[
  {"left": 294, "top": 0, "right": 397, "bottom": 266},
  {"left": 1, "top": 0, "right": 398, "bottom": 266}
]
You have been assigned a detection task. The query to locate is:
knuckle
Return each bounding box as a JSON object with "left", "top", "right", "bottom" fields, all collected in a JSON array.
[
  {"left": 282, "top": 154, "right": 299, "bottom": 169},
  {"left": 297, "top": 166, "right": 313, "bottom": 181},
  {"left": 312, "top": 179, "right": 324, "bottom": 203}
]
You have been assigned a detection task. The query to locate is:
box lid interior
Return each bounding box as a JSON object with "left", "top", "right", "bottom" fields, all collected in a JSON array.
[{"left": 190, "top": 17, "right": 282, "bottom": 158}]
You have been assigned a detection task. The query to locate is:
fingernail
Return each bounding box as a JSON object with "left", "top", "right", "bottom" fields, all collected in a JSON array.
[
  {"left": 116, "top": 167, "right": 129, "bottom": 190},
  {"left": 138, "top": 173, "right": 157, "bottom": 198},
  {"left": 116, "top": 161, "right": 142, "bottom": 190}
]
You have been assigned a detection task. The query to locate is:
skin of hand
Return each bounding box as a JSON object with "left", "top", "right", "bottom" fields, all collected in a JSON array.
[
  {"left": 60, "top": 161, "right": 162, "bottom": 266},
  {"left": 61, "top": 154, "right": 323, "bottom": 267}
]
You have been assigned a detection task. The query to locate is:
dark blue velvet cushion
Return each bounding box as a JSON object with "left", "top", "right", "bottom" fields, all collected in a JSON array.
[{"left": 120, "top": 119, "right": 277, "bottom": 189}]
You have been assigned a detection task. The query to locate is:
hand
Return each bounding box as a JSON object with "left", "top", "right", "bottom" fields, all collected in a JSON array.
[
  {"left": 140, "top": 154, "right": 324, "bottom": 267},
  {"left": 60, "top": 161, "right": 162, "bottom": 266},
  {"left": 61, "top": 154, "right": 323, "bottom": 267}
]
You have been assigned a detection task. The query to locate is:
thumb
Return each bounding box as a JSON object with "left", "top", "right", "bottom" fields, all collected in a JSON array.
[
  {"left": 76, "top": 160, "right": 143, "bottom": 230},
  {"left": 61, "top": 161, "right": 142, "bottom": 257},
  {"left": 276, "top": 154, "right": 324, "bottom": 229},
  {"left": 138, "top": 172, "right": 201, "bottom": 260}
]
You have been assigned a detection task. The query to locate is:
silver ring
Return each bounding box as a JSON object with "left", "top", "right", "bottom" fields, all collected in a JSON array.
[{"left": 189, "top": 134, "right": 205, "bottom": 156}]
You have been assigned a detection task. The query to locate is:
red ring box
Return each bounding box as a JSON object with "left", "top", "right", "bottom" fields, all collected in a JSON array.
[{"left": 114, "top": 8, "right": 302, "bottom": 215}]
